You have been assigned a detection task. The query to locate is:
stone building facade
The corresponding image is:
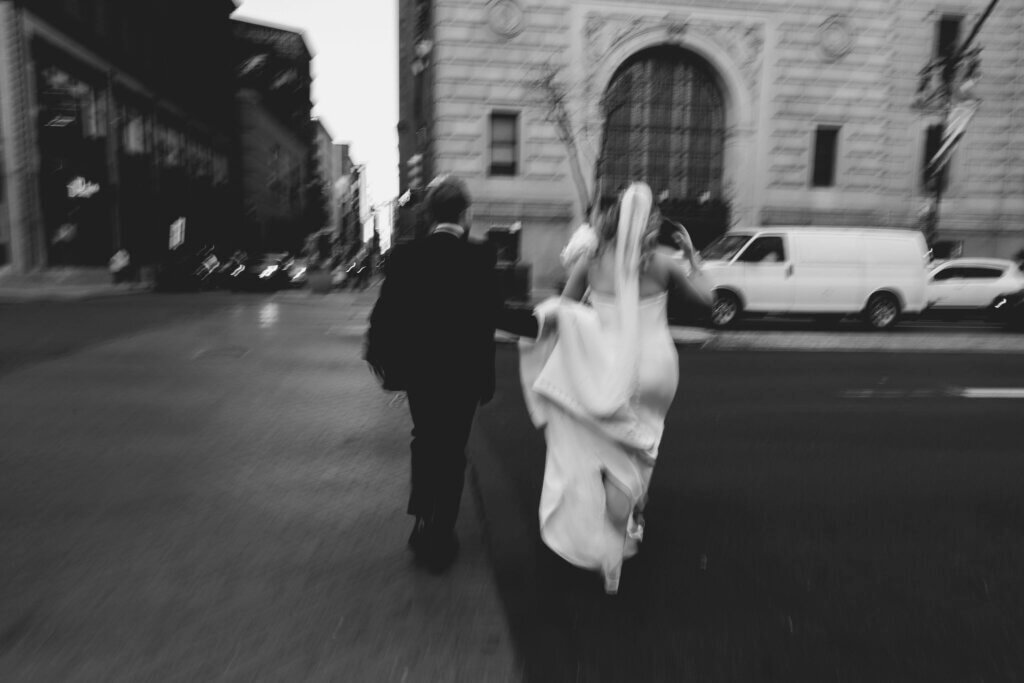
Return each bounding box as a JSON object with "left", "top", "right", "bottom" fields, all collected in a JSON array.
[{"left": 401, "top": 0, "right": 1024, "bottom": 289}]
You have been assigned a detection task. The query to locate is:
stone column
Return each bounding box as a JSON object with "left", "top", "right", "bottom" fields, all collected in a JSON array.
[{"left": 0, "top": 1, "right": 45, "bottom": 271}]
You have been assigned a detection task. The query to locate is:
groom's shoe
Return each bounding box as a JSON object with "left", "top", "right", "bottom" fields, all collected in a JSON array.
[
  {"left": 408, "top": 517, "right": 427, "bottom": 552},
  {"left": 423, "top": 529, "right": 460, "bottom": 574}
]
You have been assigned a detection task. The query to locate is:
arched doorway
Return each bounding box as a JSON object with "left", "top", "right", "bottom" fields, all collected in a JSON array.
[{"left": 599, "top": 46, "right": 729, "bottom": 247}]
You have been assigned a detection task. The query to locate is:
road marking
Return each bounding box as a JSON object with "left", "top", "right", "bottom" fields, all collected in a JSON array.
[
  {"left": 959, "top": 388, "right": 1024, "bottom": 399},
  {"left": 841, "top": 387, "right": 1024, "bottom": 399}
]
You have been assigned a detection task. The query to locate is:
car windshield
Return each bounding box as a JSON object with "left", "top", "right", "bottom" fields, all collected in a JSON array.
[{"left": 701, "top": 234, "right": 752, "bottom": 261}]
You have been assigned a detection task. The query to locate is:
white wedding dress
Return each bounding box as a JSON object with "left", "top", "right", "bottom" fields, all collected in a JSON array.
[
  {"left": 519, "top": 287, "right": 679, "bottom": 592},
  {"left": 520, "top": 183, "right": 679, "bottom": 593}
]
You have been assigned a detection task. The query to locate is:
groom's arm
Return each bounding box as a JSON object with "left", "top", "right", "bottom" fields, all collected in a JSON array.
[{"left": 497, "top": 303, "right": 539, "bottom": 339}]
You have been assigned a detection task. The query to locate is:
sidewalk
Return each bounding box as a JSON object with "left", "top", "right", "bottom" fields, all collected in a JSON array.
[
  {"left": 0, "top": 267, "right": 150, "bottom": 303},
  {"left": 0, "top": 290, "right": 521, "bottom": 682}
]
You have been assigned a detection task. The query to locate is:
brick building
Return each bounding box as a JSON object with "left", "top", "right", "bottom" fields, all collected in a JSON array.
[
  {"left": 313, "top": 119, "right": 346, "bottom": 236},
  {"left": 0, "top": 0, "right": 236, "bottom": 272},
  {"left": 232, "top": 18, "right": 317, "bottom": 253},
  {"left": 398, "top": 0, "right": 1024, "bottom": 290}
]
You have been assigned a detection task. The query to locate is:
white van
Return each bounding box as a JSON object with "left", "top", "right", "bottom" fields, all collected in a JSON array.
[{"left": 699, "top": 227, "right": 931, "bottom": 329}]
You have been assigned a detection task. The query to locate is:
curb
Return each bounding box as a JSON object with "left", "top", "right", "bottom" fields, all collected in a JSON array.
[
  {"left": 495, "top": 327, "right": 713, "bottom": 348},
  {"left": 0, "top": 286, "right": 152, "bottom": 304}
]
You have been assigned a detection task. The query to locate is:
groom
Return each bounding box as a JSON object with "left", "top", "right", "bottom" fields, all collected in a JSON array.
[{"left": 366, "top": 175, "right": 502, "bottom": 572}]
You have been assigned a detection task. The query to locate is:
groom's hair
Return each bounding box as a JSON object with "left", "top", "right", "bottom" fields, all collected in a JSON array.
[{"left": 426, "top": 175, "right": 470, "bottom": 225}]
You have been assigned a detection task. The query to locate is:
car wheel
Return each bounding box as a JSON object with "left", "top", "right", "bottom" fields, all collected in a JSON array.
[
  {"left": 711, "top": 291, "right": 741, "bottom": 328},
  {"left": 864, "top": 293, "right": 901, "bottom": 330}
]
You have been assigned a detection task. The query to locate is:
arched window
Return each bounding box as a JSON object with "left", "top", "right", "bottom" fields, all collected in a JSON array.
[{"left": 599, "top": 46, "right": 726, "bottom": 204}]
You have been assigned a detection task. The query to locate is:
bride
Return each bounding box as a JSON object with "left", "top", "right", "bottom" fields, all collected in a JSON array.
[{"left": 519, "top": 182, "right": 712, "bottom": 594}]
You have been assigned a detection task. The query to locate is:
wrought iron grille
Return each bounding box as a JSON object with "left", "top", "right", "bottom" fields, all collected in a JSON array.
[{"left": 599, "top": 47, "right": 725, "bottom": 204}]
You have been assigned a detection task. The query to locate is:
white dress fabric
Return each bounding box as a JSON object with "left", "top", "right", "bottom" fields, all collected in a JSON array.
[
  {"left": 519, "top": 290, "right": 679, "bottom": 586},
  {"left": 520, "top": 183, "right": 679, "bottom": 590}
]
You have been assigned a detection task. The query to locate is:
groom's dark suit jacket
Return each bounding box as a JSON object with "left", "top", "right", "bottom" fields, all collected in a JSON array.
[{"left": 367, "top": 231, "right": 500, "bottom": 401}]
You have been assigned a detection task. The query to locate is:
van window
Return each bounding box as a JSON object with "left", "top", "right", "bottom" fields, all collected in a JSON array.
[
  {"left": 737, "top": 236, "right": 786, "bottom": 263},
  {"left": 701, "top": 234, "right": 751, "bottom": 261}
]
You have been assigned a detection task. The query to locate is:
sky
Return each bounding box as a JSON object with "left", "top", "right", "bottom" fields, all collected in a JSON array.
[{"left": 233, "top": 0, "right": 399, "bottom": 209}]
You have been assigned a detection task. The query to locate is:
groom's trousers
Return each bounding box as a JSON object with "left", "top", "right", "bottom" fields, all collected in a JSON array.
[{"left": 405, "top": 388, "right": 479, "bottom": 534}]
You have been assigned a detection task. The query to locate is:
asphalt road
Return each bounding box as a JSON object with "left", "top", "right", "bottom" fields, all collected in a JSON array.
[
  {"left": 3, "top": 292, "right": 1023, "bottom": 682},
  {"left": 472, "top": 346, "right": 1024, "bottom": 683},
  {"left": 0, "top": 294, "right": 239, "bottom": 377},
  {"left": 0, "top": 291, "right": 517, "bottom": 682}
]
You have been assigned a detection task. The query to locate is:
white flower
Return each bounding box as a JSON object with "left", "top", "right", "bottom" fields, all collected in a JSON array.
[{"left": 560, "top": 223, "right": 599, "bottom": 269}]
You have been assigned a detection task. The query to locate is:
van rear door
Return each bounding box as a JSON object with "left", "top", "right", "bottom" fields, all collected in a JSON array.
[{"left": 734, "top": 234, "right": 794, "bottom": 313}]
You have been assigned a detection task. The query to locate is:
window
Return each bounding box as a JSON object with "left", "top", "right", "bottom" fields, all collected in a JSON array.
[
  {"left": 701, "top": 234, "right": 752, "bottom": 262},
  {"left": 923, "top": 124, "right": 949, "bottom": 192},
  {"left": 964, "top": 267, "right": 1003, "bottom": 279},
  {"left": 931, "top": 266, "right": 967, "bottom": 281},
  {"left": 599, "top": 46, "right": 726, "bottom": 202},
  {"left": 936, "top": 15, "right": 962, "bottom": 60},
  {"left": 489, "top": 112, "right": 518, "bottom": 176},
  {"left": 738, "top": 236, "right": 786, "bottom": 263},
  {"left": 811, "top": 126, "right": 840, "bottom": 187}
]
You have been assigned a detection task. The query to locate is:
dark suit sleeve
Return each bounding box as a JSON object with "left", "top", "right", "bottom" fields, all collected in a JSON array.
[
  {"left": 477, "top": 244, "right": 499, "bottom": 405},
  {"left": 365, "top": 245, "right": 410, "bottom": 391},
  {"left": 497, "top": 303, "right": 540, "bottom": 338}
]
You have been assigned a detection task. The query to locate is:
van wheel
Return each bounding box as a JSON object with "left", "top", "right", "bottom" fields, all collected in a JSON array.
[
  {"left": 864, "top": 293, "right": 900, "bottom": 330},
  {"left": 711, "top": 291, "right": 741, "bottom": 328}
]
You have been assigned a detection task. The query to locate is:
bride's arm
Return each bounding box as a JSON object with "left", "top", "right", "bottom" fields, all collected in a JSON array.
[
  {"left": 662, "top": 252, "right": 714, "bottom": 308},
  {"left": 561, "top": 258, "right": 589, "bottom": 302}
]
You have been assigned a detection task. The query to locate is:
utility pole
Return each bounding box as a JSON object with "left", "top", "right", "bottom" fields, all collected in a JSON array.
[{"left": 913, "top": 0, "right": 999, "bottom": 251}]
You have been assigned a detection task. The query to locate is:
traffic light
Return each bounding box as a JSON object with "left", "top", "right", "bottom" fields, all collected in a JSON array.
[{"left": 406, "top": 153, "right": 423, "bottom": 190}]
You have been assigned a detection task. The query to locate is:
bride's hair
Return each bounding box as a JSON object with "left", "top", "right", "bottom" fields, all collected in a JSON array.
[{"left": 594, "top": 189, "right": 661, "bottom": 270}]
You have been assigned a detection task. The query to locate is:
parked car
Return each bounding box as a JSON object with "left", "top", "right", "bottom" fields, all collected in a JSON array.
[
  {"left": 154, "top": 247, "right": 220, "bottom": 292},
  {"left": 225, "top": 253, "right": 293, "bottom": 291},
  {"left": 925, "top": 258, "right": 1024, "bottom": 321},
  {"left": 993, "top": 290, "right": 1024, "bottom": 330},
  {"left": 283, "top": 257, "right": 310, "bottom": 288},
  {"left": 699, "top": 227, "right": 931, "bottom": 329}
]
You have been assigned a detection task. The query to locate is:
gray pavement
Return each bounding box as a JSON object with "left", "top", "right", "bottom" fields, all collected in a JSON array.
[
  {"left": 0, "top": 288, "right": 520, "bottom": 682},
  {"left": 0, "top": 267, "right": 149, "bottom": 303},
  {"left": 2, "top": 278, "right": 1023, "bottom": 681},
  {"left": 473, "top": 346, "right": 1024, "bottom": 682}
]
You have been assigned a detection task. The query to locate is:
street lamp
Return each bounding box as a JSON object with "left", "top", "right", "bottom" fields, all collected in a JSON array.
[{"left": 912, "top": 0, "right": 998, "bottom": 250}]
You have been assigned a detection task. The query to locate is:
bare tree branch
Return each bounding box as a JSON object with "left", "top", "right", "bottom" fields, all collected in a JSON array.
[{"left": 529, "top": 62, "right": 592, "bottom": 215}]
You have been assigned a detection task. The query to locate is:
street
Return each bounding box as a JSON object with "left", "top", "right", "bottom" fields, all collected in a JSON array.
[
  {"left": 0, "top": 291, "right": 517, "bottom": 682},
  {"left": 2, "top": 292, "right": 1024, "bottom": 682},
  {"left": 474, "top": 346, "right": 1024, "bottom": 682}
]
